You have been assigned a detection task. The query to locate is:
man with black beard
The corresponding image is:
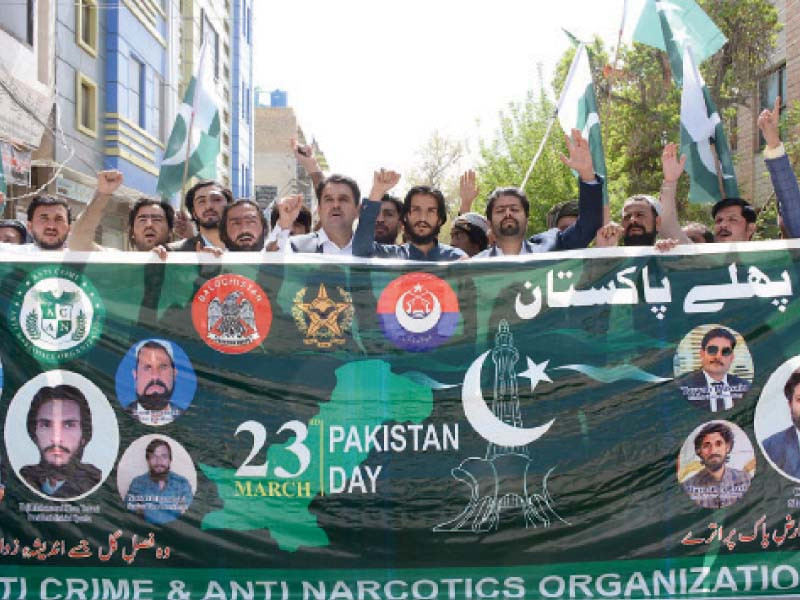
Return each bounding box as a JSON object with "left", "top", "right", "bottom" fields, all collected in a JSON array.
[
  {"left": 169, "top": 180, "right": 233, "bottom": 251},
  {"left": 219, "top": 199, "right": 268, "bottom": 251},
  {"left": 620, "top": 194, "right": 662, "bottom": 246},
  {"left": 681, "top": 422, "right": 751, "bottom": 509},
  {"left": 125, "top": 438, "right": 192, "bottom": 524},
  {"left": 20, "top": 385, "right": 101, "bottom": 499},
  {"left": 375, "top": 194, "right": 403, "bottom": 244},
  {"left": 127, "top": 340, "right": 182, "bottom": 426},
  {"left": 353, "top": 169, "right": 467, "bottom": 261}
]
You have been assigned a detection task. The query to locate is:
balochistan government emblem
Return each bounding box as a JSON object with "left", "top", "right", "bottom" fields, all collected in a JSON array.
[
  {"left": 191, "top": 274, "right": 272, "bottom": 354},
  {"left": 9, "top": 266, "right": 104, "bottom": 362},
  {"left": 292, "top": 283, "right": 353, "bottom": 349},
  {"left": 377, "top": 272, "right": 460, "bottom": 351}
]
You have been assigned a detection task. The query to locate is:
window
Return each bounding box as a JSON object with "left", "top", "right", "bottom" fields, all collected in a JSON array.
[
  {"left": 202, "top": 12, "right": 220, "bottom": 81},
  {"left": 0, "top": 0, "right": 33, "bottom": 45},
  {"left": 151, "top": 73, "right": 167, "bottom": 142},
  {"left": 76, "top": 0, "right": 98, "bottom": 56},
  {"left": 758, "top": 65, "right": 786, "bottom": 149},
  {"left": 129, "top": 57, "right": 146, "bottom": 128},
  {"left": 76, "top": 73, "right": 98, "bottom": 137}
]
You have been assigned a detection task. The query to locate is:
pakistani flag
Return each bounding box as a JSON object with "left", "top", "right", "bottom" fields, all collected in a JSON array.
[
  {"left": 557, "top": 43, "right": 608, "bottom": 204},
  {"left": 680, "top": 46, "right": 738, "bottom": 203},
  {"left": 156, "top": 40, "right": 221, "bottom": 200},
  {"left": 632, "top": 0, "right": 726, "bottom": 86}
]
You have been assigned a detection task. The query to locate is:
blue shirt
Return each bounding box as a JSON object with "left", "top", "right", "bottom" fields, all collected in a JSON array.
[{"left": 125, "top": 471, "right": 193, "bottom": 524}]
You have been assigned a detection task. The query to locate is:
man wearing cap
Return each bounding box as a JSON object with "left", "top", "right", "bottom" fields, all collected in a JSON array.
[
  {"left": 127, "top": 340, "right": 182, "bottom": 426},
  {"left": 0, "top": 219, "right": 26, "bottom": 244},
  {"left": 475, "top": 129, "right": 602, "bottom": 257},
  {"left": 450, "top": 213, "right": 489, "bottom": 257}
]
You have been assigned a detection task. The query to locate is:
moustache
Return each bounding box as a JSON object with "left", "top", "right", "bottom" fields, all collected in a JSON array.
[
  {"left": 145, "top": 379, "right": 168, "bottom": 393},
  {"left": 43, "top": 444, "right": 71, "bottom": 454}
]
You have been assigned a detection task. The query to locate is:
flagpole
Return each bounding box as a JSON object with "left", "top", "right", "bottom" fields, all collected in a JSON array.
[
  {"left": 520, "top": 113, "right": 558, "bottom": 190},
  {"left": 520, "top": 42, "right": 585, "bottom": 190},
  {"left": 606, "top": 0, "right": 627, "bottom": 105},
  {"left": 179, "top": 108, "right": 196, "bottom": 210},
  {"left": 709, "top": 140, "right": 726, "bottom": 200}
]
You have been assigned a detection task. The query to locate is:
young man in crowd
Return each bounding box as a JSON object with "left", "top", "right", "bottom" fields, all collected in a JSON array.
[
  {"left": 170, "top": 180, "right": 233, "bottom": 251},
  {"left": 476, "top": 129, "right": 602, "bottom": 257},
  {"left": 353, "top": 170, "right": 467, "bottom": 261}
]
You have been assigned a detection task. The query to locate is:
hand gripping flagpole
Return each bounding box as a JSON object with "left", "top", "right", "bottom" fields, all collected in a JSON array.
[{"left": 519, "top": 43, "right": 584, "bottom": 190}]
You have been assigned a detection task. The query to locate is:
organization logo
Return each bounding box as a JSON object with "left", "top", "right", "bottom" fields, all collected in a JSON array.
[
  {"left": 292, "top": 283, "right": 353, "bottom": 349},
  {"left": 191, "top": 274, "right": 272, "bottom": 354},
  {"left": 9, "top": 266, "right": 104, "bottom": 362},
  {"left": 377, "top": 272, "right": 460, "bottom": 351}
]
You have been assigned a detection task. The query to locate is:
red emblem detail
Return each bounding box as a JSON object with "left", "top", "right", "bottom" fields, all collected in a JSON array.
[{"left": 192, "top": 275, "right": 272, "bottom": 354}]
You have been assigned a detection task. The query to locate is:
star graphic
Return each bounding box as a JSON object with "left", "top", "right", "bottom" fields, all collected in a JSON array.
[
  {"left": 671, "top": 25, "right": 690, "bottom": 47},
  {"left": 518, "top": 357, "right": 552, "bottom": 393}
]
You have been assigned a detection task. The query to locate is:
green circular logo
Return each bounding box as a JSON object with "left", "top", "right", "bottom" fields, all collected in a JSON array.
[{"left": 9, "top": 266, "right": 105, "bottom": 362}]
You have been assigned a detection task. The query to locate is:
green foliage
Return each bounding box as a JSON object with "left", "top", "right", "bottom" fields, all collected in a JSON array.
[
  {"left": 476, "top": 72, "right": 579, "bottom": 233},
  {"left": 478, "top": 1, "right": 780, "bottom": 227}
]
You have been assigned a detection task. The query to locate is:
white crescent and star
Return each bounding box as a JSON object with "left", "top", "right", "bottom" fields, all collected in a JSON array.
[{"left": 461, "top": 351, "right": 554, "bottom": 448}]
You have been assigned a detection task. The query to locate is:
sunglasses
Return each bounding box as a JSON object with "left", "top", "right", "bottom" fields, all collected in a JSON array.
[{"left": 705, "top": 345, "right": 733, "bottom": 357}]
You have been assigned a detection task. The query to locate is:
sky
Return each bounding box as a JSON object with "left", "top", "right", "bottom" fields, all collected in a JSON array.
[{"left": 252, "top": 1, "right": 633, "bottom": 193}]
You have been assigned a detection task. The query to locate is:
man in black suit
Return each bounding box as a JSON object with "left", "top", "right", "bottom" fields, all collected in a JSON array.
[
  {"left": 762, "top": 370, "right": 800, "bottom": 478},
  {"left": 170, "top": 180, "right": 233, "bottom": 252},
  {"left": 678, "top": 327, "right": 750, "bottom": 412}
]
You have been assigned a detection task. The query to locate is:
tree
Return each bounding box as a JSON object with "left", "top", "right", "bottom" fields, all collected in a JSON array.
[
  {"left": 548, "top": 0, "right": 779, "bottom": 220},
  {"left": 405, "top": 130, "right": 466, "bottom": 207},
  {"left": 476, "top": 68, "right": 579, "bottom": 233}
]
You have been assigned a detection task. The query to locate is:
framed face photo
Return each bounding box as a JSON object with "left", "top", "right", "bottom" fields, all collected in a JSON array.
[
  {"left": 674, "top": 324, "right": 753, "bottom": 413},
  {"left": 115, "top": 339, "right": 197, "bottom": 426},
  {"left": 117, "top": 434, "right": 196, "bottom": 525},
  {"left": 755, "top": 356, "right": 800, "bottom": 483},
  {"left": 677, "top": 420, "right": 755, "bottom": 509},
  {"left": 4, "top": 370, "right": 119, "bottom": 501}
]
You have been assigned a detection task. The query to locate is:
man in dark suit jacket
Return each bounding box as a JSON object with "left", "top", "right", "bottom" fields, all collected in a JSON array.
[
  {"left": 678, "top": 327, "right": 751, "bottom": 412},
  {"left": 475, "top": 129, "right": 602, "bottom": 257},
  {"left": 762, "top": 370, "right": 800, "bottom": 478}
]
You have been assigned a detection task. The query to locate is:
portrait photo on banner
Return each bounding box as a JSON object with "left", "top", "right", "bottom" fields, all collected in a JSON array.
[
  {"left": 673, "top": 324, "right": 754, "bottom": 413},
  {"left": 677, "top": 420, "right": 755, "bottom": 510},
  {"left": 117, "top": 434, "right": 197, "bottom": 525},
  {"left": 3, "top": 370, "right": 119, "bottom": 501},
  {"left": 115, "top": 338, "right": 197, "bottom": 427},
  {"left": 755, "top": 356, "right": 800, "bottom": 483}
]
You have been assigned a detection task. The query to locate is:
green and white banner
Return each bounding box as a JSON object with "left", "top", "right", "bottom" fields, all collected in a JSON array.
[{"left": 1, "top": 243, "right": 800, "bottom": 599}]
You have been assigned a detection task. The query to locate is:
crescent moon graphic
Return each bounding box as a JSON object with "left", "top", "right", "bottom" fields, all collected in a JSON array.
[
  {"left": 462, "top": 351, "right": 554, "bottom": 447},
  {"left": 395, "top": 290, "right": 442, "bottom": 334}
]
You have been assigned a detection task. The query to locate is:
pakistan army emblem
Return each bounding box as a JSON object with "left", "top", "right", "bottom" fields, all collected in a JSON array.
[
  {"left": 10, "top": 267, "right": 104, "bottom": 361},
  {"left": 292, "top": 283, "right": 354, "bottom": 349}
]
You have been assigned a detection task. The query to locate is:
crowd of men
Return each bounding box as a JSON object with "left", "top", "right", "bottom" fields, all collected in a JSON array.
[{"left": 0, "top": 99, "right": 797, "bottom": 261}]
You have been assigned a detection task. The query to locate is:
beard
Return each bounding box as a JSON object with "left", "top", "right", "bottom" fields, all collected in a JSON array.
[
  {"left": 148, "top": 466, "right": 170, "bottom": 482},
  {"left": 39, "top": 445, "right": 83, "bottom": 478},
  {"left": 137, "top": 381, "right": 174, "bottom": 410},
  {"left": 196, "top": 212, "right": 221, "bottom": 230},
  {"left": 403, "top": 221, "right": 440, "bottom": 246},
  {"left": 32, "top": 230, "right": 67, "bottom": 250},
  {"left": 228, "top": 230, "right": 266, "bottom": 251},
  {"left": 375, "top": 227, "right": 399, "bottom": 244},
  {"left": 623, "top": 228, "right": 657, "bottom": 246},
  {"left": 700, "top": 453, "right": 726, "bottom": 472},
  {"left": 497, "top": 219, "right": 522, "bottom": 237}
]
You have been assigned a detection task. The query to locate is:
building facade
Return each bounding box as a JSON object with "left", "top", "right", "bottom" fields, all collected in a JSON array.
[
  {"left": 231, "top": 0, "right": 254, "bottom": 199},
  {"left": 253, "top": 91, "right": 327, "bottom": 212},
  {"left": 0, "top": 0, "right": 55, "bottom": 220},
  {"left": 735, "top": 0, "right": 799, "bottom": 207}
]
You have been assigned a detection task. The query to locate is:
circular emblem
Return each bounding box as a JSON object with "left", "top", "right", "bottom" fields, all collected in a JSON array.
[
  {"left": 377, "top": 272, "right": 460, "bottom": 351},
  {"left": 9, "top": 266, "right": 104, "bottom": 362},
  {"left": 191, "top": 274, "right": 272, "bottom": 354}
]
